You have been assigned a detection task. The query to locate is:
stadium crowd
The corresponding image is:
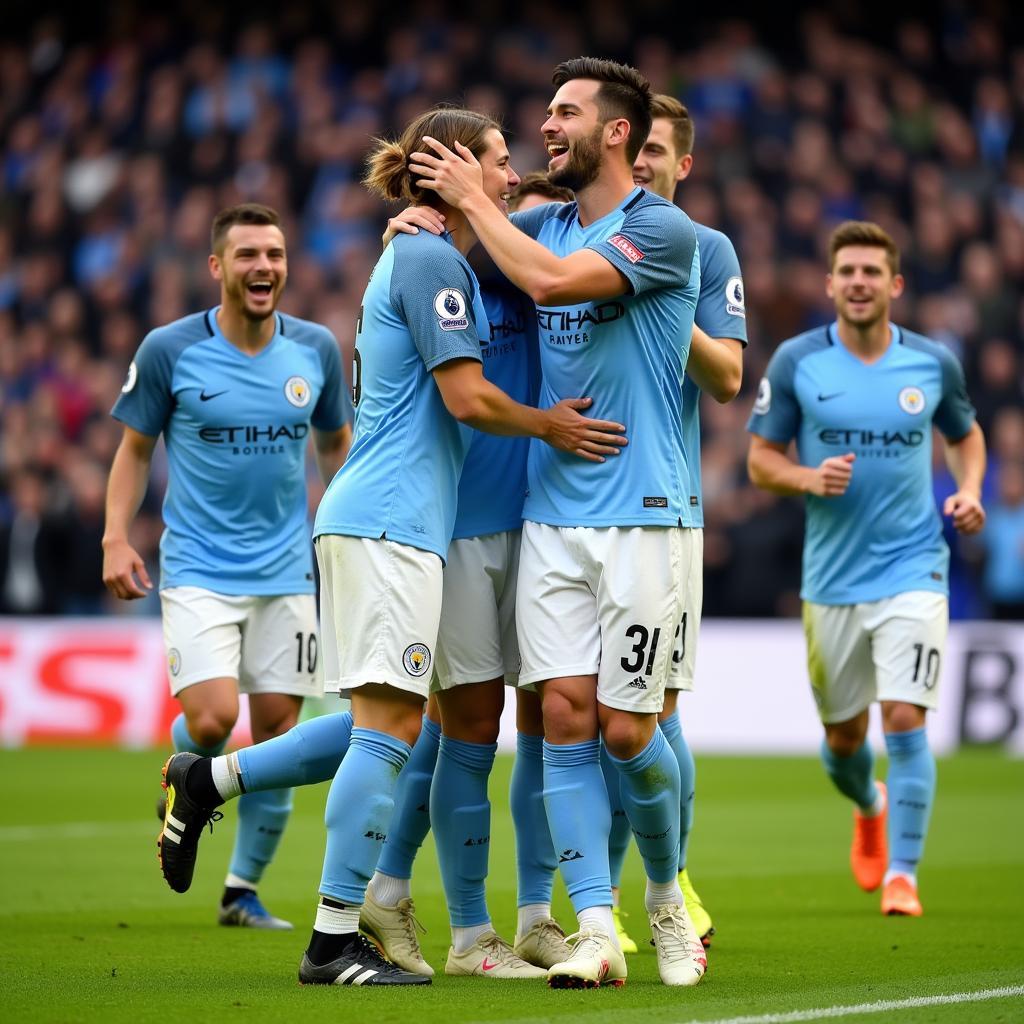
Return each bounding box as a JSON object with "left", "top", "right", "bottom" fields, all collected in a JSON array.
[{"left": 0, "top": 3, "right": 1021, "bottom": 619}]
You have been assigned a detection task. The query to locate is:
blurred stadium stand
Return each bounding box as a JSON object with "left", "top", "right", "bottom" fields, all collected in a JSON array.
[{"left": 0, "top": 1, "right": 1021, "bottom": 620}]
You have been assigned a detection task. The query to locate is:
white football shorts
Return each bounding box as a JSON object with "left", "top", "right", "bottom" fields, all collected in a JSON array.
[
  {"left": 316, "top": 534, "right": 442, "bottom": 700},
  {"left": 802, "top": 590, "right": 949, "bottom": 723},
  {"left": 160, "top": 586, "right": 322, "bottom": 698},
  {"left": 516, "top": 521, "right": 691, "bottom": 714},
  {"left": 433, "top": 529, "right": 521, "bottom": 690},
  {"left": 666, "top": 527, "right": 704, "bottom": 692}
]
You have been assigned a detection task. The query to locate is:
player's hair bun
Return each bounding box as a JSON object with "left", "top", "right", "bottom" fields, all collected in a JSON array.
[
  {"left": 364, "top": 139, "right": 410, "bottom": 201},
  {"left": 362, "top": 106, "right": 503, "bottom": 209}
]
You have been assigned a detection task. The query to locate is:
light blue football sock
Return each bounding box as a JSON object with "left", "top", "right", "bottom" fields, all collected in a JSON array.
[
  {"left": 228, "top": 787, "right": 293, "bottom": 885},
  {"left": 319, "top": 727, "right": 412, "bottom": 905},
  {"left": 543, "top": 739, "right": 612, "bottom": 912},
  {"left": 659, "top": 711, "right": 696, "bottom": 871},
  {"left": 599, "top": 742, "right": 631, "bottom": 889},
  {"left": 885, "top": 727, "right": 936, "bottom": 874},
  {"left": 171, "top": 712, "right": 227, "bottom": 757},
  {"left": 820, "top": 738, "right": 879, "bottom": 811},
  {"left": 510, "top": 732, "right": 556, "bottom": 906},
  {"left": 608, "top": 728, "right": 681, "bottom": 884},
  {"left": 431, "top": 734, "right": 497, "bottom": 927},
  {"left": 376, "top": 715, "right": 440, "bottom": 879},
  {"left": 235, "top": 712, "right": 352, "bottom": 791}
]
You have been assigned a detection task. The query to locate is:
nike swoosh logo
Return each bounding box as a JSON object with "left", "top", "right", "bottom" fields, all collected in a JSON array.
[
  {"left": 481, "top": 958, "right": 498, "bottom": 972},
  {"left": 199, "top": 390, "right": 228, "bottom": 401},
  {"left": 817, "top": 392, "right": 844, "bottom": 401}
]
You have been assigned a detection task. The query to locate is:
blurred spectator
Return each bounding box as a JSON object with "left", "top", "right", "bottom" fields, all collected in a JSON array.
[
  {"left": 981, "top": 461, "right": 1024, "bottom": 620},
  {"left": 50, "top": 460, "right": 111, "bottom": 615},
  {"left": 0, "top": 467, "right": 63, "bottom": 614},
  {"left": 0, "top": 2, "right": 1020, "bottom": 618}
]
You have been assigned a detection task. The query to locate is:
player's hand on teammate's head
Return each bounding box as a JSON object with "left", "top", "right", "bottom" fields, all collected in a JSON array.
[
  {"left": 943, "top": 490, "right": 986, "bottom": 535},
  {"left": 542, "top": 397, "right": 628, "bottom": 463},
  {"left": 383, "top": 206, "right": 446, "bottom": 247},
  {"left": 409, "top": 137, "right": 484, "bottom": 208},
  {"left": 101, "top": 539, "right": 154, "bottom": 600},
  {"left": 811, "top": 452, "right": 855, "bottom": 498}
]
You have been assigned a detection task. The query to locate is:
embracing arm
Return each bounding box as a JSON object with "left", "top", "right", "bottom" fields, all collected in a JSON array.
[
  {"left": 432, "top": 358, "right": 627, "bottom": 462},
  {"left": 410, "top": 138, "right": 627, "bottom": 305},
  {"left": 454, "top": 196, "right": 626, "bottom": 305}
]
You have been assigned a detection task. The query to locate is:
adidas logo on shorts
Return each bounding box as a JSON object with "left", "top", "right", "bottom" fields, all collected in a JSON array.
[{"left": 627, "top": 676, "right": 648, "bottom": 690}]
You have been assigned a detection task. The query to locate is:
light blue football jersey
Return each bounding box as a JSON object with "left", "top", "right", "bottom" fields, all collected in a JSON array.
[
  {"left": 451, "top": 282, "right": 537, "bottom": 540},
  {"left": 682, "top": 223, "right": 748, "bottom": 528},
  {"left": 314, "top": 232, "right": 485, "bottom": 560},
  {"left": 112, "top": 309, "right": 351, "bottom": 595},
  {"left": 747, "top": 323, "right": 976, "bottom": 604},
  {"left": 510, "top": 188, "right": 700, "bottom": 527}
]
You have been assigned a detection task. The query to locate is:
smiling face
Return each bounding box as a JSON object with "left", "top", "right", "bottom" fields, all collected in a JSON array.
[
  {"left": 209, "top": 224, "right": 287, "bottom": 323},
  {"left": 632, "top": 117, "right": 692, "bottom": 201},
  {"left": 826, "top": 245, "right": 904, "bottom": 329},
  {"left": 542, "top": 78, "right": 608, "bottom": 192},
  {"left": 478, "top": 128, "right": 521, "bottom": 216}
]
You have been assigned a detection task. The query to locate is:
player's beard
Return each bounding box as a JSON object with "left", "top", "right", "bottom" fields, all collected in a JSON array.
[
  {"left": 549, "top": 125, "right": 604, "bottom": 193},
  {"left": 226, "top": 274, "right": 280, "bottom": 323},
  {"left": 840, "top": 294, "right": 886, "bottom": 329}
]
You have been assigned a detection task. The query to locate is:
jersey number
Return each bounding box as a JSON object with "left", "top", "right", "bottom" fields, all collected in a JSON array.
[
  {"left": 911, "top": 644, "right": 940, "bottom": 689},
  {"left": 295, "top": 632, "right": 318, "bottom": 675},
  {"left": 620, "top": 624, "right": 662, "bottom": 675},
  {"left": 352, "top": 305, "right": 364, "bottom": 407},
  {"left": 672, "top": 613, "right": 688, "bottom": 666}
]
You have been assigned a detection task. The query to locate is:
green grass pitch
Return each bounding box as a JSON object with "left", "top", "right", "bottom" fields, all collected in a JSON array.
[{"left": 1, "top": 747, "right": 1022, "bottom": 1023}]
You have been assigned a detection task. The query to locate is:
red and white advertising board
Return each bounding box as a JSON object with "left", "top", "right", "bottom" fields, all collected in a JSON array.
[{"left": 0, "top": 618, "right": 1021, "bottom": 754}]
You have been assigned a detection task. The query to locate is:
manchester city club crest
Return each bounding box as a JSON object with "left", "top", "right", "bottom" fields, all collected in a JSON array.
[
  {"left": 403, "top": 642, "right": 431, "bottom": 677},
  {"left": 168, "top": 648, "right": 181, "bottom": 677},
  {"left": 284, "top": 375, "right": 312, "bottom": 407},
  {"left": 898, "top": 385, "right": 925, "bottom": 414}
]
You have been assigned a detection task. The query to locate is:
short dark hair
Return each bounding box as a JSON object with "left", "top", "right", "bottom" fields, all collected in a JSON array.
[
  {"left": 210, "top": 204, "right": 283, "bottom": 253},
  {"left": 551, "top": 57, "right": 653, "bottom": 162},
  {"left": 509, "top": 172, "right": 575, "bottom": 210},
  {"left": 828, "top": 220, "right": 900, "bottom": 276},
  {"left": 650, "top": 94, "right": 695, "bottom": 157}
]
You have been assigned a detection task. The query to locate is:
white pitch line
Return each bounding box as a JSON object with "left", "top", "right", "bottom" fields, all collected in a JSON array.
[
  {"left": 675, "top": 985, "right": 1024, "bottom": 1024},
  {"left": 0, "top": 821, "right": 154, "bottom": 842}
]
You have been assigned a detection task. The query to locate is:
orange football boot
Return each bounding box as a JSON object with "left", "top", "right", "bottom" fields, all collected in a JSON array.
[
  {"left": 881, "top": 875, "right": 923, "bottom": 916},
  {"left": 850, "top": 781, "right": 887, "bottom": 892}
]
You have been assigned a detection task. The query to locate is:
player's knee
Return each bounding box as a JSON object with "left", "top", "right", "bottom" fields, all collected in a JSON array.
[
  {"left": 391, "top": 705, "right": 424, "bottom": 748},
  {"left": 824, "top": 729, "right": 862, "bottom": 759},
  {"left": 445, "top": 714, "right": 501, "bottom": 744},
  {"left": 601, "top": 716, "right": 653, "bottom": 760},
  {"left": 187, "top": 710, "right": 235, "bottom": 749},
  {"left": 882, "top": 701, "right": 926, "bottom": 735},
  {"left": 659, "top": 689, "right": 680, "bottom": 720},
  {"left": 541, "top": 697, "right": 591, "bottom": 744},
  {"left": 250, "top": 710, "right": 299, "bottom": 743},
  {"left": 516, "top": 689, "right": 544, "bottom": 733},
  {"left": 439, "top": 691, "right": 503, "bottom": 744}
]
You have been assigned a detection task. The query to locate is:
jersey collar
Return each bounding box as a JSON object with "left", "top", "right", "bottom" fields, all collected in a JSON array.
[
  {"left": 573, "top": 186, "right": 645, "bottom": 232},
  {"left": 828, "top": 320, "right": 902, "bottom": 362},
  {"left": 206, "top": 306, "right": 284, "bottom": 357}
]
